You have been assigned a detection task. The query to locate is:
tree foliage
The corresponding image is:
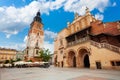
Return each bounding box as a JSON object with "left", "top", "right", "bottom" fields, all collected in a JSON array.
[
  {"left": 16, "top": 58, "right": 22, "bottom": 61},
  {"left": 10, "top": 59, "right": 15, "bottom": 64},
  {"left": 39, "top": 49, "right": 51, "bottom": 62},
  {"left": 4, "top": 60, "right": 9, "bottom": 64}
]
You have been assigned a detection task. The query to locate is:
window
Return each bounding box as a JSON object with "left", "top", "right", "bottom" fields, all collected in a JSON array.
[
  {"left": 27, "top": 50, "right": 28, "bottom": 55},
  {"left": 116, "top": 61, "right": 120, "bottom": 66},
  {"left": 36, "top": 41, "right": 39, "bottom": 47},
  {"left": 60, "top": 39, "right": 63, "bottom": 46},
  {"left": 111, "top": 61, "right": 115, "bottom": 66},
  {"left": 36, "top": 50, "right": 38, "bottom": 54},
  {"left": 37, "top": 33, "right": 39, "bottom": 36},
  {"left": 111, "top": 61, "right": 120, "bottom": 66}
]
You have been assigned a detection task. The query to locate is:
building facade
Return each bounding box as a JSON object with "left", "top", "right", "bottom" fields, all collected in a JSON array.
[
  {"left": 0, "top": 48, "right": 17, "bottom": 63},
  {"left": 25, "top": 11, "right": 44, "bottom": 61},
  {"left": 54, "top": 8, "right": 120, "bottom": 70}
]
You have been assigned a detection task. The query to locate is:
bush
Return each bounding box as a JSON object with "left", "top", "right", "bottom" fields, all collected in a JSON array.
[
  {"left": 10, "top": 59, "right": 15, "bottom": 64},
  {"left": 16, "top": 58, "right": 22, "bottom": 61},
  {"left": 27, "top": 60, "right": 32, "bottom": 62}
]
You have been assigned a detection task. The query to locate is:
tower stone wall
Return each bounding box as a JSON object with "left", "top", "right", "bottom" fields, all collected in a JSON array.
[{"left": 25, "top": 11, "right": 44, "bottom": 61}]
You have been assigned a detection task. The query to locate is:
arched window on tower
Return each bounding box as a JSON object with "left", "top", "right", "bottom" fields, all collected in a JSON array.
[
  {"left": 27, "top": 50, "right": 28, "bottom": 55},
  {"left": 37, "top": 33, "right": 39, "bottom": 36},
  {"left": 36, "top": 50, "right": 38, "bottom": 55},
  {"left": 35, "top": 40, "right": 39, "bottom": 47}
]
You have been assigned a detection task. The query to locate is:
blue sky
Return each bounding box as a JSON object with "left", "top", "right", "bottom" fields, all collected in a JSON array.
[{"left": 0, "top": 0, "right": 120, "bottom": 52}]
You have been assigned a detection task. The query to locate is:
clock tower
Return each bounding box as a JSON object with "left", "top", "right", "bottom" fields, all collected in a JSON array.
[{"left": 25, "top": 11, "right": 44, "bottom": 61}]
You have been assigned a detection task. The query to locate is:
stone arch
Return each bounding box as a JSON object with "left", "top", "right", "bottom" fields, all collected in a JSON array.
[
  {"left": 77, "top": 46, "right": 90, "bottom": 54},
  {"left": 67, "top": 49, "right": 77, "bottom": 67},
  {"left": 77, "top": 47, "right": 90, "bottom": 68},
  {"left": 67, "top": 49, "right": 77, "bottom": 56}
]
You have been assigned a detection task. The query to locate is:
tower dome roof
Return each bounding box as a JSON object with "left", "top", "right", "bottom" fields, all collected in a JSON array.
[{"left": 33, "top": 11, "right": 42, "bottom": 23}]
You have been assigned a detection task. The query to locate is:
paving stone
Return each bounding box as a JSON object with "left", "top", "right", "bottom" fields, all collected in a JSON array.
[{"left": 0, "top": 66, "right": 120, "bottom": 80}]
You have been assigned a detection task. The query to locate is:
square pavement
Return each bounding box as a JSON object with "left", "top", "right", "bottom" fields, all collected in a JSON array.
[{"left": 0, "top": 66, "right": 120, "bottom": 80}]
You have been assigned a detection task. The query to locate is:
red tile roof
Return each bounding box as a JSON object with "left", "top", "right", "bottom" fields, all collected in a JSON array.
[
  {"left": 103, "top": 22, "right": 120, "bottom": 36},
  {"left": 91, "top": 21, "right": 120, "bottom": 36}
]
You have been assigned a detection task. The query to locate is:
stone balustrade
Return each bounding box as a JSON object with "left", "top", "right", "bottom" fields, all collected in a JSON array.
[
  {"left": 91, "top": 40, "right": 120, "bottom": 53},
  {"left": 67, "top": 36, "right": 89, "bottom": 47}
]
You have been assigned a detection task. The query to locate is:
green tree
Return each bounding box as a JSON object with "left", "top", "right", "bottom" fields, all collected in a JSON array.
[
  {"left": 39, "top": 49, "right": 51, "bottom": 62},
  {"left": 16, "top": 58, "right": 21, "bottom": 61},
  {"left": 10, "top": 59, "right": 15, "bottom": 67},
  {"left": 4, "top": 60, "right": 9, "bottom": 64},
  {"left": 10, "top": 59, "right": 15, "bottom": 64}
]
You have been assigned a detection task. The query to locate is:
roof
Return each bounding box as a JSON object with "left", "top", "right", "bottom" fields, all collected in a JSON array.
[
  {"left": 103, "top": 22, "right": 120, "bottom": 36},
  {"left": 0, "top": 48, "right": 17, "bottom": 51},
  {"left": 91, "top": 21, "right": 120, "bottom": 36}
]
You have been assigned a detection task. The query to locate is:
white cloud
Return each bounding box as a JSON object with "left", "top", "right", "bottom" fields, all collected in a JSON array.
[
  {"left": 44, "top": 41, "right": 54, "bottom": 54},
  {"left": 24, "top": 35, "right": 28, "bottom": 43},
  {"left": 6, "top": 34, "right": 11, "bottom": 38},
  {"left": 63, "top": 0, "right": 111, "bottom": 15},
  {"left": 0, "top": 0, "right": 115, "bottom": 38},
  {"left": 0, "top": 0, "right": 117, "bottom": 52},
  {"left": 49, "top": 0, "right": 66, "bottom": 10},
  {"left": 0, "top": 1, "right": 48, "bottom": 38},
  {"left": 95, "top": 13, "right": 104, "bottom": 20},
  {"left": 4, "top": 30, "right": 18, "bottom": 38},
  {"left": 1, "top": 35, "right": 28, "bottom": 50},
  {"left": 44, "top": 30, "right": 57, "bottom": 40},
  {"left": 112, "top": 2, "right": 116, "bottom": 7},
  {"left": 1, "top": 43, "right": 26, "bottom": 51},
  {"left": 22, "top": 0, "right": 26, "bottom": 2},
  {"left": 43, "top": 30, "right": 57, "bottom": 53}
]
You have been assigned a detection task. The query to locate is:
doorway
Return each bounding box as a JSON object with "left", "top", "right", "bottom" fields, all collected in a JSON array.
[
  {"left": 68, "top": 51, "right": 76, "bottom": 67},
  {"left": 61, "top": 61, "right": 63, "bottom": 67},
  {"left": 96, "top": 62, "right": 102, "bottom": 69},
  {"left": 73, "top": 56, "right": 76, "bottom": 67},
  {"left": 84, "top": 54, "right": 90, "bottom": 68}
]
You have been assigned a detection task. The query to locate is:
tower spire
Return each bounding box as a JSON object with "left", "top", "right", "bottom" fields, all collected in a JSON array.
[{"left": 33, "top": 9, "right": 42, "bottom": 23}]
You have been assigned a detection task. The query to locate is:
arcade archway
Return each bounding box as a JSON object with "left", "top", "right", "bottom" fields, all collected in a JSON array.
[
  {"left": 68, "top": 51, "right": 76, "bottom": 67},
  {"left": 78, "top": 48, "right": 90, "bottom": 68}
]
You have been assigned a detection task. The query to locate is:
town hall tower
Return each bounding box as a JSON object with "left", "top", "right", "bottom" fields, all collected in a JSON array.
[{"left": 25, "top": 11, "right": 44, "bottom": 61}]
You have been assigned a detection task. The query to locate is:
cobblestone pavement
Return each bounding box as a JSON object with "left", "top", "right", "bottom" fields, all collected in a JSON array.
[{"left": 0, "top": 66, "right": 120, "bottom": 80}]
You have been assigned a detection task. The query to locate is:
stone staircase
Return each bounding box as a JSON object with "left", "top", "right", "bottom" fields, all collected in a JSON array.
[{"left": 90, "top": 40, "right": 120, "bottom": 53}]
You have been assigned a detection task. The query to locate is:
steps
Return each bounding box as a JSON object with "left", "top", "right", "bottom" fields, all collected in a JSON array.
[{"left": 90, "top": 40, "right": 120, "bottom": 53}]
